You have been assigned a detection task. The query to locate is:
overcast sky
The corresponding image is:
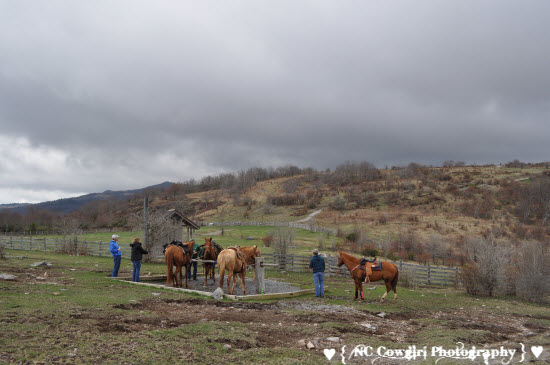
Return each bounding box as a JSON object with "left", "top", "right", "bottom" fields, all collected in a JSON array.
[{"left": 1, "top": 1, "right": 549, "bottom": 204}]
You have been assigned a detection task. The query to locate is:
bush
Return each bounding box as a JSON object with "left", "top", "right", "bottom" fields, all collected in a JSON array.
[
  {"left": 459, "top": 237, "right": 512, "bottom": 297},
  {"left": 261, "top": 235, "right": 273, "bottom": 248},
  {"left": 515, "top": 241, "right": 550, "bottom": 303},
  {"left": 329, "top": 196, "right": 347, "bottom": 211},
  {"left": 361, "top": 245, "right": 379, "bottom": 258}
]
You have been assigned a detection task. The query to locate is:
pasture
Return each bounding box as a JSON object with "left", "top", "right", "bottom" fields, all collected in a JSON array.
[{"left": 1, "top": 249, "right": 548, "bottom": 364}]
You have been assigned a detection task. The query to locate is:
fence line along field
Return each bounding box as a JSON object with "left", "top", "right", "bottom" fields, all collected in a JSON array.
[{"left": 1, "top": 235, "right": 460, "bottom": 286}]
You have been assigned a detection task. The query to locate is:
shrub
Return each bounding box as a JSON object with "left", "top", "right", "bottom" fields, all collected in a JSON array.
[
  {"left": 361, "top": 245, "right": 379, "bottom": 258},
  {"left": 261, "top": 235, "right": 273, "bottom": 248},
  {"left": 459, "top": 237, "right": 512, "bottom": 296},
  {"left": 57, "top": 241, "right": 91, "bottom": 256},
  {"left": 515, "top": 241, "right": 550, "bottom": 303},
  {"left": 329, "top": 196, "right": 347, "bottom": 211}
]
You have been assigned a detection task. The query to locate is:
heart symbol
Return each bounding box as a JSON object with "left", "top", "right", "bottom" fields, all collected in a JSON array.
[
  {"left": 324, "top": 348, "right": 336, "bottom": 361},
  {"left": 531, "top": 346, "right": 543, "bottom": 359}
]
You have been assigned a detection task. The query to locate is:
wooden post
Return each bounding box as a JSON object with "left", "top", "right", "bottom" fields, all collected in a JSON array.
[
  {"left": 255, "top": 257, "right": 265, "bottom": 295},
  {"left": 143, "top": 196, "right": 149, "bottom": 248}
]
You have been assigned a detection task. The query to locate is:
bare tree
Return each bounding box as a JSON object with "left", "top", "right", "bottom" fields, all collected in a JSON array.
[
  {"left": 425, "top": 234, "right": 449, "bottom": 264},
  {"left": 56, "top": 217, "right": 84, "bottom": 254},
  {"left": 270, "top": 226, "right": 295, "bottom": 269},
  {"left": 460, "top": 236, "right": 514, "bottom": 296},
  {"left": 515, "top": 240, "right": 550, "bottom": 303},
  {"left": 128, "top": 209, "right": 179, "bottom": 261}
]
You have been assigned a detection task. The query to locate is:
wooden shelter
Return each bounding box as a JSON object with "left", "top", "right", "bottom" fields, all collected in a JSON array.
[{"left": 165, "top": 209, "right": 200, "bottom": 241}]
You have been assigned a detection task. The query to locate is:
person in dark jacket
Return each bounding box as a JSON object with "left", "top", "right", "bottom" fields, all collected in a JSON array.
[
  {"left": 309, "top": 249, "right": 325, "bottom": 297},
  {"left": 130, "top": 237, "right": 148, "bottom": 282}
]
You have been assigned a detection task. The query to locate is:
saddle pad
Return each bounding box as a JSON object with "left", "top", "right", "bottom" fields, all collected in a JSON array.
[{"left": 371, "top": 261, "right": 383, "bottom": 271}]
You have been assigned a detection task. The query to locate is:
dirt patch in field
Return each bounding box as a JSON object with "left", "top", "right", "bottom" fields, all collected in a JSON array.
[{"left": 75, "top": 295, "right": 541, "bottom": 350}]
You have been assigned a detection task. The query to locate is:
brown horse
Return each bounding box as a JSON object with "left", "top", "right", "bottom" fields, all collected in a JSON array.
[
  {"left": 203, "top": 237, "right": 219, "bottom": 285},
  {"left": 337, "top": 251, "right": 399, "bottom": 302},
  {"left": 218, "top": 247, "right": 247, "bottom": 295},
  {"left": 165, "top": 241, "right": 193, "bottom": 288},
  {"left": 239, "top": 245, "right": 261, "bottom": 281}
]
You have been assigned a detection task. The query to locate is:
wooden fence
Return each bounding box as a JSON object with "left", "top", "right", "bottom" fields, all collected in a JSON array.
[
  {"left": 258, "top": 254, "right": 459, "bottom": 286},
  {"left": 0, "top": 236, "right": 459, "bottom": 286},
  {"left": 199, "top": 221, "right": 337, "bottom": 235}
]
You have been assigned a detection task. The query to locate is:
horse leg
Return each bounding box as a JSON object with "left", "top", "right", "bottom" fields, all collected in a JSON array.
[
  {"left": 391, "top": 271, "right": 399, "bottom": 302},
  {"left": 184, "top": 265, "right": 189, "bottom": 288},
  {"left": 228, "top": 271, "right": 234, "bottom": 294},
  {"left": 241, "top": 271, "right": 246, "bottom": 295},
  {"left": 175, "top": 266, "right": 181, "bottom": 287},
  {"left": 166, "top": 264, "right": 172, "bottom": 286},
  {"left": 359, "top": 282, "right": 364, "bottom": 301},
  {"left": 380, "top": 280, "right": 392, "bottom": 303}
]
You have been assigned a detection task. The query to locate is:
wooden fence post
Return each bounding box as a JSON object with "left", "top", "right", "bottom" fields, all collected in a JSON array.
[{"left": 255, "top": 257, "right": 265, "bottom": 294}]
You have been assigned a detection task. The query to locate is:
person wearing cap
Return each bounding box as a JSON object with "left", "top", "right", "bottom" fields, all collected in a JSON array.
[
  {"left": 309, "top": 249, "right": 325, "bottom": 298},
  {"left": 109, "top": 234, "right": 122, "bottom": 277}
]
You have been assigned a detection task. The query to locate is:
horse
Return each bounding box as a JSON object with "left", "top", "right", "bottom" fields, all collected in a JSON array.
[
  {"left": 217, "top": 247, "right": 247, "bottom": 295},
  {"left": 337, "top": 251, "right": 399, "bottom": 302},
  {"left": 202, "top": 237, "right": 220, "bottom": 286},
  {"left": 239, "top": 245, "right": 261, "bottom": 281},
  {"left": 164, "top": 241, "right": 193, "bottom": 288}
]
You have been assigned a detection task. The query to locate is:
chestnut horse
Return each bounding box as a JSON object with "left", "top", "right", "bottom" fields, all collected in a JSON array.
[
  {"left": 239, "top": 245, "right": 261, "bottom": 281},
  {"left": 218, "top": 247, "right": 247, "bottom": 295},
  {"left": 337, "top": 251, "right": 399, "bottom": 302},
  {"left": 203, "top": 237, "right": 220, "bottom": 285},
  {"left": 165, "top": 241, "right": 193, "bottom": 288}
]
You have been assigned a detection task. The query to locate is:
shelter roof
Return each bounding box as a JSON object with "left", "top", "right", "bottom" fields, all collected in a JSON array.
[{"left": 165, "top": 209, "right": 200, "bottom": 230}]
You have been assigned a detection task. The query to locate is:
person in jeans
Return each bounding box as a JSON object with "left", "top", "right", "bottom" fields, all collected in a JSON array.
[
  {"left": 109, "top": 234, "right": 122, "bottom": 277},
  {"left": 130, "top": 237, "right": 148, "bottom": 282},
  {"left": 309, "top": 249, "right": 325, "bottom": 297},
  {"left": 187, "top": 240, "right": 200, "bottom": 280}
]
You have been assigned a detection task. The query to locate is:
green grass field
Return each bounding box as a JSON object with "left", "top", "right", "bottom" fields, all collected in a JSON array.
[{"left": 1, "top": 248, "right": 549, "bottom": 364}]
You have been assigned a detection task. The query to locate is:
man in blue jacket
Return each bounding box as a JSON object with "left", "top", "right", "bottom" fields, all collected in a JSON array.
[
  {"left": 110, "top": 234, "right": 122, "bottom": 277},
  {"left": 309, "top": 249, "right": 325, "bottom": 297}
]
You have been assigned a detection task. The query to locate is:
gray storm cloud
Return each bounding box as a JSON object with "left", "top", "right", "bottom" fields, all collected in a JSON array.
[{"left": 0, "top": 1, "right": 549, "bottom": 203}]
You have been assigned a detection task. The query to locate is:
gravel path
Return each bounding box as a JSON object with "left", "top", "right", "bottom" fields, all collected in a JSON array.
[{"left": 152, "top": 276, "right": 302, "bottom": 295}]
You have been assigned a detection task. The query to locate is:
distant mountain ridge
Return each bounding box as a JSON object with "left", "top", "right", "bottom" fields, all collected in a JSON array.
[{"left": 0, "top": 181, "right": 173, "bottom": 214}]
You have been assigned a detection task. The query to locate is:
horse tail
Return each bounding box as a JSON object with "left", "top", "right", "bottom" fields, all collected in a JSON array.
[
  {"left": 391, "top": 268, "right": 399, "bottom": 292},
  {"left": 166, "top": 248, "right": 174, "bottom": 284},
  {"left": 218, "top": 253, "right": 226, "bottom": 289}
]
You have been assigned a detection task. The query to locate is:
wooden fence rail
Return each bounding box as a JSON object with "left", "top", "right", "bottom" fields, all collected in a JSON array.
[{"left": 0, "top": 236, "right": 459, "bottom": 286}]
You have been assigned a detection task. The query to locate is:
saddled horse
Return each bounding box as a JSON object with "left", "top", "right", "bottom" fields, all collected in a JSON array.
[
  {"left": 202, "top": 237, "right": 220, "bottom": 286},
  {"left": 337, "top": 251, "right": 399, "bottom": 302},
  {"left": 218, "top": 247, "right": 247, "bottom": 295},
  {"left": 164, "top": 240, "right": 193, "bottom": 288}
]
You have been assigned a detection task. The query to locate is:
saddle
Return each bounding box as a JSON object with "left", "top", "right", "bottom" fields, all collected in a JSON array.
[
  {"left": 228, "top": 247, "right": 247, "bottom": 273},
  {"left": 163, "top": 241, "right": 190, "bottom": 255},
  {"left": 361, "top": 257, "right": 382, "bottom": 271}
]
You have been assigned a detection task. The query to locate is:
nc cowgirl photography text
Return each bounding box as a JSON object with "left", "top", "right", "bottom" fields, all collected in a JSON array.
[{"left": 323, "top": 343, "right": 545, "bottom": 364}]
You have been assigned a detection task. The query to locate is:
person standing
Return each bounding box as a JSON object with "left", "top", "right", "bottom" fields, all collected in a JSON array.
[
  {"left": 130, "top": 237, "right": 148, "bottom": 282},
  {"left": 187, "top": 240, "right": 200, "bottom": 280},
  {"left": 309, "top": 249, "right": 325, "bottom": 298},
  {"left": 109, "top": 234, "right": 122, "bottom": 277}
]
